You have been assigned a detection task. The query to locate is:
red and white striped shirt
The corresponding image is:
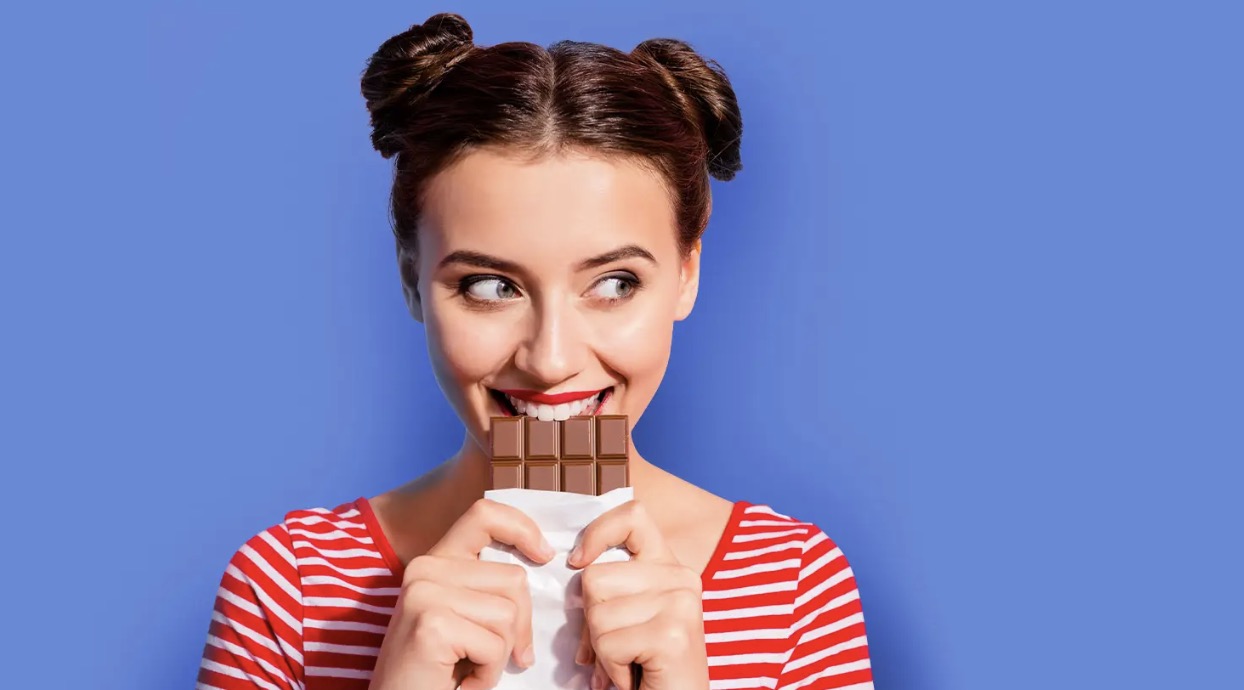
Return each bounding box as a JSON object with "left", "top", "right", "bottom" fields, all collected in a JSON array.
[{"left": 198, "top": 498, "right": 874, "bottom": 690}]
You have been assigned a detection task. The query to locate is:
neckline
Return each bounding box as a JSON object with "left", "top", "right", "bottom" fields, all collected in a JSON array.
[
  {"left": 352, "top": 495, "right": 751, "bottom": 586},
  {"left": 353, "top": 496, "right": 404, "bottom": 576},
  {"left": 698, "top": 499, "right": 750, "bottom": 583}
]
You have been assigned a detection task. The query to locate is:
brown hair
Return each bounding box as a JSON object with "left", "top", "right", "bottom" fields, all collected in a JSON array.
[{"left": 360, "top": 12, "right": 743, "bottom": 271}]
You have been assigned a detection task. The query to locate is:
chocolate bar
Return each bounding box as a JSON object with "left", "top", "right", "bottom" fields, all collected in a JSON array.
[{"left": 489, "top": 415, "right": 630, "bottom": 494}]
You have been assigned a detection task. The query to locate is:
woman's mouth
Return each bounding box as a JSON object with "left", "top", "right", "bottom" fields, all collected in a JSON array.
[{"left": 489, "top": 387, "right": 613, "bottom": 420}]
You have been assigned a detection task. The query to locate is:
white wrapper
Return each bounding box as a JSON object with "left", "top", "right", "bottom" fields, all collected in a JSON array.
[{"left": 479, "top": 487, "right": 634, "bottom": 690}]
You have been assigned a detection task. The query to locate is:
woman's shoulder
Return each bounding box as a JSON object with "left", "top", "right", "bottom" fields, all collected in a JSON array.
[
  {"left": 205, "top": 497, "right": 403, "bottom": 640},
  {"left": 237, "top": 497, "right": 405, "bottom": 580},
  {"left": 199, "top": 498, "right": 403, "bottom": 687},
  {"left": 710, "top": 501, "right": 860, "bottom": 585},
  {"left": 721, "top": 501, "right": 843, "bottom": 546},
  {"left": 712, "top": 503, "right": 873, "bottom": 688},
  {"left": 210, "top": 497, "right": 403, "bottom": 611}
]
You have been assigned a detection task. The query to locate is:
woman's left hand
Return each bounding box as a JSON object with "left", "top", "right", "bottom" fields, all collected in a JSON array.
[{"left": 568, "top": 500, "right": 709, "bottom": 690}]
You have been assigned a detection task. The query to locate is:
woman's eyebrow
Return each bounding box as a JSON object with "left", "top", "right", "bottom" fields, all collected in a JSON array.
[
  {"left": 438, "top": 245, "right": 658, "bottom": 273},
  {"left": 576, "top": 245, "right": 657, "bottom": 271},
  {"left": 437, "top": 250, "right": 522, "bottom": 273}
]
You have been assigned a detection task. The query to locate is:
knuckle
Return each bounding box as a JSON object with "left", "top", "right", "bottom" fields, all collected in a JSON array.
[
  {"left": 502, "top": 571, "right": 527, "bottom": 604},
  {"left": 672, "top": 589, "right": 702, "bottom": 619},
  {"left": 579, "top": 566, "right": 602, "bottom": 594},
  {"left": 580, "top": 586, "right": 603, "bottom": 610},
  {"left": 401, "top": 555, "right": 435, "bottom": 586},
  {"left": 402, "top": 578, "right": 437, "bottom": 608},
  {"left": 503, "top": 564, "right": 528, "bottom": 592},
  {"left": 658, "top": 622, "right": 693, "bottom": 652},
  {"left": 469, "top": 497, "right": 496, "bottom": 520},
  {"left": 411, "top": 608, "right": 452, "bottom": 647},
  {"left": 590, "top": 628, "right": 612, "bottom": 656},
  {"left": 482, "top": 633, "right": 508, "bottom": 664},
  {"left": 629, "top": 501, "right": 653, "bottom": 527},
  {"left": 583, "top": 601, "right": 604, "bottom": 632},
  {"left": 496, "top": 594, "right": 520, "bottom": 626}
]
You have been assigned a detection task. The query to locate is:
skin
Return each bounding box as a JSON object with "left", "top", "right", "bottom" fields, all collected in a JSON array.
[{"left": 367, "top": 148, "right": 735, "bottom": 690}]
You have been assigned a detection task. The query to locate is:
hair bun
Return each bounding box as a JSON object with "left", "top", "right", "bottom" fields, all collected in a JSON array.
[
  {"left": 361, "top": 13, "right": 474, "bottom": 159},
  {"left": 632, "top": 38, "right": 743, "bottom": 181}
]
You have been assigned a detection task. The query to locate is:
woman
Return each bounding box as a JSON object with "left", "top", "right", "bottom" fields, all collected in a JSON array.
[{"left": 198, "top": 13, "right": 873, "bottom": 690}]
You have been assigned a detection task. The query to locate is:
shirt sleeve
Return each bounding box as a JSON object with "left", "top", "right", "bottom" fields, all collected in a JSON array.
[
  {"left": 774, "top": 528, "right": 874, "bottom": 690},
  {"left": 197, "top": 523, "right": 305, "bottom": 690}
]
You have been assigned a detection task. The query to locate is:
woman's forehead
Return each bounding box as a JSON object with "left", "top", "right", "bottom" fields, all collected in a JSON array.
[{"left": 419, "top": 149, "right": 679, "bottom": 260}]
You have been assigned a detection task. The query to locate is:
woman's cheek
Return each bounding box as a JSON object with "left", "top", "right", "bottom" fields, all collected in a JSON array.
[
  {"left": 594, "top": 306, "right": 676, "bottom": 396},
  {"left": 426, "top": 308, "right": 520, "bottom": 388}
]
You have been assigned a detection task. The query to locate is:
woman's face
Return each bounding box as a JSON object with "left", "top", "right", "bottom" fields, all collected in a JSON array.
[{"left": 409, "top": 148, "right": 701, "bottom": 453}]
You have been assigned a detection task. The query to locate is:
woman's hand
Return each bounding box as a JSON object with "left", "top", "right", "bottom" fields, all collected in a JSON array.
[
  {"left": 570, "top": 500, "right": 709, "bottom": 690},
  {"left": 368, "top": 498, "right": 555, "bottom": 690}
]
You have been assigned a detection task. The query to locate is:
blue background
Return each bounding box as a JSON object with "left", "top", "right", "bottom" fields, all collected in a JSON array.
[{"left": 2, "top": 1, "right": 1240, "bottom": 688}]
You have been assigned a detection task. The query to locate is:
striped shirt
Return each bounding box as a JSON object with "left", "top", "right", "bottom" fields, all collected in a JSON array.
[{"left": 198, "top": 498, "right": 874, "bottom": 690}]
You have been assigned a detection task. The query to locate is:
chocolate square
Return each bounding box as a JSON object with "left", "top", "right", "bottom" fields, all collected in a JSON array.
[
  {"left": 595, "top": 415, "right": 629, "bottom": 459},
  {"left": 524, "top": 418, "right": 559, "bottom": 459},
  {"left": 561, "top": 417, "right": 595, "bottom": 459},
  {"left": 561, "top": 460, "right": 596, "bottom": 495},
  {"left": 491, "top": 417, "right": 524, "bottom": 460},
  {"left": 492, "top": 461, "right": 523, "bottom": 490},
  {"left": 598, "top": 460, "right": 629, "bottom": 495},
  {"left": 525, "top": 460, "right": 560, "bottom": 492}
]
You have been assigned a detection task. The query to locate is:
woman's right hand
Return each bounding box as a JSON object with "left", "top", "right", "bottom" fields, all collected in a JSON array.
[{"left": 368, "top": 498, "right": 555, "bottom": 690}]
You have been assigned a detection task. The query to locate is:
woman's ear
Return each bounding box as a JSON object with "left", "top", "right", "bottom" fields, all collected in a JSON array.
[
  {"left": 674, "top": 239, "right": 702, "bottom": 321},
  {"left": 398, "top": 250, "right": 425, "bottom": 323}
]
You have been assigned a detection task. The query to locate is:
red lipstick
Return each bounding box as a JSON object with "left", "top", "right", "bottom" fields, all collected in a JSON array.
[{"left": 498, "top": 389, "right": 607, "bottom": 405}]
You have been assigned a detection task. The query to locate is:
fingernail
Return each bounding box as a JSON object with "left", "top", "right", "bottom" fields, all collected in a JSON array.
[
  {"left": 590, "top": 670, "right": 605, "bottom": 690},
  {"left": 568, "top": 545, "right": 582, "bottom": 566},
  {"left": 519, "top": 645, "right": 534, "bottom": 668},
  {"left": 540, "top": 536, "right": 555, "bottom": 560},
  {"left": 575, "top": 644, "right": 589, "bottom": 666}
]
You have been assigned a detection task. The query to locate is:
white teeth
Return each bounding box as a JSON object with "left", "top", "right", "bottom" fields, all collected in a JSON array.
[
  {"left": 504, "top": 390, "right": 609, "bottom": 418},
  {"left": 578, "top": 392, "right": 602, "bottom": 416},
  {"left": 506, "top": 395, "right": 530, "bottom": 417}
]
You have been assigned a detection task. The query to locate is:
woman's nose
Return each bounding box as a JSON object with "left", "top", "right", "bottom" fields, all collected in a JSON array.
[{"left": 513, "top": 304, "right": 585, "bottom": 388}]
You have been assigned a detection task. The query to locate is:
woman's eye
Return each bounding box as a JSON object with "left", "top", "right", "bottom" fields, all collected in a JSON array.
[
  {"left": 464, "top": 277, "right": 519, "bottom": 302},
  {"left": 591, "top": 276, "right": 636, "bottom": 301}
]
